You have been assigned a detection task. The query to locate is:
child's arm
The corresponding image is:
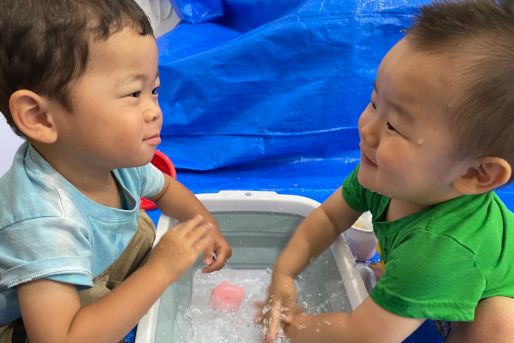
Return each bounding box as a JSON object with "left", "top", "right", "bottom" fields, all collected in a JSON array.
[
  {"left": 17, "top": 216, "right": 213, "bottom": 343},
  {"left": 273, "top": 186, "right": 361, "bottom": 276},
  {"left": 260, "top": 187, "right": 362, "bottom": 341},
  {"left": 150, "top": 173, "right": 232, "bottom": 272},
  {"left": 282, "top": 297, "right": 424, "bottom": 343}
]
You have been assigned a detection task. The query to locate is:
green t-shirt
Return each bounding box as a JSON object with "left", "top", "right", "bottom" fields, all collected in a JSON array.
[{"left": 342, "top": 166, "right": 514, "bottom": 321}]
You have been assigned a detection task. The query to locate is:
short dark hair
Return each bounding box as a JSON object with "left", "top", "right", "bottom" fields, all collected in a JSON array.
[
  {"left": 0, "top": 0, "right": 153, "bottom": 137},
  {"left": 406, "top": 0, "right": 514, "bottom": 181}
]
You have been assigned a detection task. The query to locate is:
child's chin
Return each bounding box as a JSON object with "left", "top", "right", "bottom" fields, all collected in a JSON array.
[
  {"left": 139, "top": 159, "right": 154, "bottom": 167},
  {"left": 358, "top": 174, "right": 390, "bottom": 197},
  {"left": 124, "top": 157, "right": 154, "bottom": 168},
  {"left": 140, "top": 152, "right": 157, "bottom": 166},
  {"left": 357, "top": 170, "right": 376, "bottom": 190}
]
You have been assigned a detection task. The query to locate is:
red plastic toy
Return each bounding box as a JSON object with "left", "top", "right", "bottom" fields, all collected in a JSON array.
[
  {"left": 210, "top": 281, "right": 246, "bottom": 312},
  {"left": 140, "top": 150, "right": 176, "bottom": 210}
]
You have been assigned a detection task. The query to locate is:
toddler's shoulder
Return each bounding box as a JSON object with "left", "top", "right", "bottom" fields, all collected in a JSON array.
[
  {"left": 0, "top": 145, "right": 67, "bottom": 229},
  {"left": 114, "top": 163, "right": 164, "bottom": 198}
]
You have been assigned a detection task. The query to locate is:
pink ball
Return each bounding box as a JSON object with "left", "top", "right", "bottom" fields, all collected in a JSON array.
[{"left": 210, "top": 281, "right": 246, "bottom": 311}]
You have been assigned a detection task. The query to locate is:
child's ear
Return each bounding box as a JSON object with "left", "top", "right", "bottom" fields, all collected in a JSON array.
[
  {"left": 453, "top": 157, "right": 512, "bottom": 195},
  {"left": 9, "top": 90, "right": 58, "bottom": 144}
]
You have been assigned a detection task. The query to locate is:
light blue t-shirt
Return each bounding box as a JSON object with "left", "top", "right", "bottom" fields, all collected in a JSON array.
[{"left": 0, "top": 142, "right": 164, "bottom": 324}]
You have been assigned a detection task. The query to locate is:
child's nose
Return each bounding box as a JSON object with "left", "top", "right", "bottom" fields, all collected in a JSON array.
[
  {"left": 143, "top": 104, "right": 162, "bottom": 122},
  {"left": 359, "top": 116, "right": 380, "bottom": 148}
]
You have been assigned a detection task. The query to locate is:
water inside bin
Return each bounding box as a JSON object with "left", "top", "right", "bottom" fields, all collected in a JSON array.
[
  {"left": 186, "top": 269, "right": 271, "bottom": 342},
  {"left": 152, "top": 212, "right": 352, "bottom": 343}
]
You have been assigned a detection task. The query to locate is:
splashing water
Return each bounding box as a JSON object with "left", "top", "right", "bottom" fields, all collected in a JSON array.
[
  {"left": 177, "top": 269, "right": 288, "bottom": 342},
  {"left": 150, "top": 212, "right": 352, "bottom": 343},
  {"left": 170, "top": 265, "right": 349, "bottom": 343}
]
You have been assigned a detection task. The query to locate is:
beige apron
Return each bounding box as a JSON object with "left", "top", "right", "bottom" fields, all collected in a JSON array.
[{"left": 0, "top": 211, "right": 156, "bottom": 343}]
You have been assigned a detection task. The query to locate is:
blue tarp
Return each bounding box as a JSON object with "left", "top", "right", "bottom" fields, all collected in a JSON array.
[
  {"left": 156, "top": 0, "right": 513, "bottom": 207},
  {"left": 158, "top": 0, "right": 427, "bottom": 171}
]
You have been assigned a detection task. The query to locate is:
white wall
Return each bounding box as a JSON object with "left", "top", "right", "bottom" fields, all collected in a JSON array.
[{"left": 0, "top": 116, "right": 23, "bottom": 177}]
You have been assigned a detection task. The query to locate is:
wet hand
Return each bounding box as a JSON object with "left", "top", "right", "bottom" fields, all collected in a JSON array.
[
  {"left": 148, "top": 215, "right": 213, "bottom": 283},
  {"left": 255, "top": 272, "right": 297, "bottom": 342},
  {"left": 255, "top": 296, "right": 288, "bottom": 343},
  {"left": 201, "top": 227, "right": 232, "bottom": 273},
  {"left": 282, "top": 309, "right": 313, "bottom": 343}
]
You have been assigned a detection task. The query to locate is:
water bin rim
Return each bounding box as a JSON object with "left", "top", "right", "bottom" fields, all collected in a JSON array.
[{"left": 196, "top": 190, "right": 322, "bottom": 217}]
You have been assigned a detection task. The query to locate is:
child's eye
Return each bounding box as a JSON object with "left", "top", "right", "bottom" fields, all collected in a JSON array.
[
  {"left": 370, "top": 101, "right": 377, "bottom": 111},
  {"left": 130, "top": 91, "right": 142, "bottom": 98},
  {"left": 152, "top": 87, "right": 160, "bottom": 95},
  {"left": 386, "top": 122, "right": 397, "bottom": 132}
]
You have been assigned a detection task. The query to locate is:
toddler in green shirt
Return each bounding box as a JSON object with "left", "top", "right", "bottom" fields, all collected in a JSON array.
[{"left": 258, "top": 1, "right": 514, "bottom": 342}]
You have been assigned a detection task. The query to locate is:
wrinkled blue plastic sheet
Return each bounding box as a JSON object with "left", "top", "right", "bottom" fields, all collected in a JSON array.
[
  {"left": 156, "top": 0, "right": 513, "bottom": 207},
  {"left": 157, "top": 0, "right": 428, "bottom": 171},
  {"left": 170, "top": 0, "right": 223, "bottom": 24}
]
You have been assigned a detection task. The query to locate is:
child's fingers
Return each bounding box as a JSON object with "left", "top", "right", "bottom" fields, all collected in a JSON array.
[
  {"left": 202, "top": 246, "right": 215, "bottom": 266},
  {"left": 254, "top": 300, "right": 265, "bottom": 311},
  {"left": 185, "top": 221, "right": 213, "bottom": 244},
  {"left": 283, "top": 314, "right": 293, "bottom": 324},
  {"left": 193, "top": 232, "right": 214, "bottom": 254},
  {"left": 264, "top": 300, "right": 283, "bottom": 342},
  {"left": 203, "top": 245, "right": 231, "bottom": 272},
  {"left": 254, "top": 301, "right": 266, "bottom": 326}
]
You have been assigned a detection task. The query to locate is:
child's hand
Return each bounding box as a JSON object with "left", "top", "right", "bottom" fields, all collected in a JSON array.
[
  {"left": 147, "top": 215, "right": 213, "bottom": 284},
  {"left": 256, "top": 271, "right": 297, "bottom": 343},
  {"left": 281, "top": 308, "right": 313, "bottom": 343},
  {"left": 201, "top": 227, "right": 232, "bottom": 273},
  {"left": 150, "top": 175, "right": 232, "bottom": 273}
]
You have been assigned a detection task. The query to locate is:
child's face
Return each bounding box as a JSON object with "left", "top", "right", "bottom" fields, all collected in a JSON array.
[
  {"left": 48, "top": 27, "right": 162, "bottom": 169},
  {"left": 357, "top": 39, "right": 469, "bottom": 207}
]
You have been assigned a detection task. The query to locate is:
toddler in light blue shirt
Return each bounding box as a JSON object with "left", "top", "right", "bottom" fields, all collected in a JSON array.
[{"left": 0, "top": 1, "right": 231, "bottom": 342}]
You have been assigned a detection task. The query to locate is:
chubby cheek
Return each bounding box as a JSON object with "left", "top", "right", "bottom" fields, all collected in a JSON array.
[
  {"left": 118, "top": 116, "right": 144, "bottom": 138},
  {"left": 375, "top": 138, "right": 407, "bottom": 169}
]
